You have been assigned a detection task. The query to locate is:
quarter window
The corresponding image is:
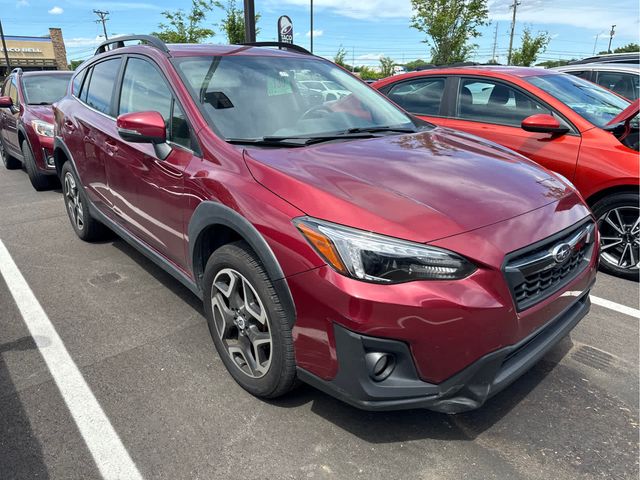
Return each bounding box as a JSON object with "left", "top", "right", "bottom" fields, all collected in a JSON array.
[
  {"left": 456, "top": 78, "right": 551, "bottom": 126},
  {"left": 84, "top": 58, "right": 121, "bottom": 115},
  {"left": 72, "top": 69, "right": 86, "bottom": 97},
  {"left": 387, "top": 78, "right": 445, "bottom": 116}
]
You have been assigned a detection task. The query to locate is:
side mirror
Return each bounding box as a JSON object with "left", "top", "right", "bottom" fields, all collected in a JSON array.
[
  {"left": 521, "top": 114, "right": 569, "bottom": 135},
  {"left": 116, "top": 111, "right": 171, "bottom": 160},
  {"left": 0, "top": 96, "right": 13, "bottom": 109}
]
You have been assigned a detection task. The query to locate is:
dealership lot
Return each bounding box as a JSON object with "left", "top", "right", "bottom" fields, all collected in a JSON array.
[{"left": 0, "top": 166, "right": 638, "bottom": 479}]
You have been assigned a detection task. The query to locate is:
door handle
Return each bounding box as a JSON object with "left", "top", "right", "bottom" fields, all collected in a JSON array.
[
  {"left": 63, "top": 120, "right": 76, "bottom": 133},
  {"left": 105, "top": 139, "right": 118, "bottom": 156}
]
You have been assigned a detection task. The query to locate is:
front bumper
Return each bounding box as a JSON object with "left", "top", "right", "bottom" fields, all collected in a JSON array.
[{"left": 298, "top": 287, "right": 592, "bottom": 413}]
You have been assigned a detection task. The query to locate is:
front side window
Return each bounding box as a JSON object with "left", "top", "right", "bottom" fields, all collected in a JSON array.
[
  {"left": 456, "top": 78, "right": 550, "bottom": 126},
  {"left": 528, "top": 73, "right": 631, "bottom": 128},
  {"left": 22, "top": 74, "right": 72, "bottom": 105},
  {"left": 387, "top": 78, "right": 445, "bottom": 116},
  {"left": 119, "top": 57, "right": 193, "bottom": 150},
  {"left": 84, "top": 58, "right": 121, "bottom": 115},
  {"left": 174, "top": 55, "right": 416, "bottom": 141},
  {"left": 595, "top": 71, "right": 639, "bottom": 100},
  {"left": 1, "top": 77, "right": 10, "bottom": 96},
  {"left": 9, "top": 77, "right": 19, "bottom": 106}
]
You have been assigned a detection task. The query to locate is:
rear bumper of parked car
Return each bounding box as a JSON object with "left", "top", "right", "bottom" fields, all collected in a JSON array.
[{"left": 288, "top": 210, "right": 599, "bottom": 412}]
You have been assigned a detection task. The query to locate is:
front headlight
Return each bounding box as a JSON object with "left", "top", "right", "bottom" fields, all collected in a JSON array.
[
  {"left": 295, "top": 217, "right": 476, "bottom": 283},
  {"left": 31, "top": 120, "right": 54, "bottom": 138}
]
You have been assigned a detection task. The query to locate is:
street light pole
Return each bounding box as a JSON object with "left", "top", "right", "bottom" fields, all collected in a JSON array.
[
  {"left": 243, "top": 0, "right": 256, "bottom": 42},
  {"left": 310, "top": 0, "right": 314, "bottom": 53},
  {"left": 592, "top": 32, "right": 601, "bottom": 55},
  {"left": 0, "top": 19, "right": 11, "bottom": 75}
]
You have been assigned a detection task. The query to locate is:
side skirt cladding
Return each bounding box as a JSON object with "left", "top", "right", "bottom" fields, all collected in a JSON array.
[{"left": 188, "top": 201, "right": 297, "bottom": 328}]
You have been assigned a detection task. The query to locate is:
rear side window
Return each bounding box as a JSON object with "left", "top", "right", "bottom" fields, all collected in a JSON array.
[
  {"left": 387, "top": 78, "right": 445, "bottom": 116},
  {"left": 456, "top": 78, "right": 551, "bottom": 126},
  {"left": 84, "top": 58, "right": 121, "bottom": 115},
  {"left": 595, "top": 71, "right": 639, "bottom": 100}
]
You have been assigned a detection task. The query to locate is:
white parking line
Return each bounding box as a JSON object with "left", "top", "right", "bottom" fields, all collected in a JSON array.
[
  {"left": 0, "top": 240, "right": 144, "bottom": 480},
  {"left": 591, "top": 295, "right": 640, "bottom": 319}
]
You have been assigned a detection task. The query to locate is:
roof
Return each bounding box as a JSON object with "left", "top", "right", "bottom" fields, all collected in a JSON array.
[
  {"left": 382, "top": 65, "right": 558, "bottom": 81},
  {"left": 20, "top": 70, "right": 73, "bottom": 77},
  {"left": 166, "top": 43, "right": 307, "bottom": 58},
  {"left": 553, "top": 63, "right": 639, "bottom": 73}
]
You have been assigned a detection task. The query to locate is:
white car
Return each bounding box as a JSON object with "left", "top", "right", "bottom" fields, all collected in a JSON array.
[
  {"left": 553, "top": 63, "right": 639, "bottom": 100},
  {"left": 299, "top": 80, "right": 351, "bottom": 101}
]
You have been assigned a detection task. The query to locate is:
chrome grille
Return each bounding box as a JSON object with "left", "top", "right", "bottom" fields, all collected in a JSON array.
[{"left": 504, "top": 220, "right": 595, "bottom": 311}]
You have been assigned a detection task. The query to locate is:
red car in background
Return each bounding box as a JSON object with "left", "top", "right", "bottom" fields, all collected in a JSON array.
[
  {"left": 374, "top": 67, "right": 639, "bottom": 280},
  {"left": 0, "top": 68, "right": 73, "bottom": 190}
]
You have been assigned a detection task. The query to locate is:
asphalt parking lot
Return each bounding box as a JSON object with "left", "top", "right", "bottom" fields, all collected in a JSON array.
[{"left": 0, "top": 165, "right": 638, "bottom": 480}]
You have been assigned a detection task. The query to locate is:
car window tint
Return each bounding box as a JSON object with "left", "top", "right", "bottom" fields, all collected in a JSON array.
[
  {"left": 119, "top": 57, "right": 171, "bottom": 120},
  {"left": 72, "top": 69, "right": 86, "bottom": 97},
  {"left": 9, "top": 77, "right": 19, "bottom": 106},
  {"left": 456, "top": 78, "right": 551, "bottom": 126},
  {"left": 170, "top": 100, "right": 192, "bottom": 150},
  {"left": 387, "top": 78, "right": 445, "bottom": 116},
  {"left": 596, "top": 71, "right": 639, "bottom": 100},
  {"left": 84, "top": 58, "right": 121, "bottom": 115}
]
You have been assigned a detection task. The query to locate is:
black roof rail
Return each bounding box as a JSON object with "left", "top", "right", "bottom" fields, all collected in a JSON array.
[
  {"left": 240, "top": 42, "right": 312, "bottom": 55},
  {"left": 94, "top": 35, "right": 169, "bottom": 56}
]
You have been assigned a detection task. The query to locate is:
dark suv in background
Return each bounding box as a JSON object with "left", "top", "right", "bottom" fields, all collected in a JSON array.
[
  {"left": 0, "top": 68, "right": 72, "bottom": 190},
  {"left": 53, "top": 36, "right": 598, "bottom": 413}
]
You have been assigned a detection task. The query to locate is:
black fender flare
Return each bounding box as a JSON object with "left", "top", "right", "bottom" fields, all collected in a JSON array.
[
  {"left": 188, "top": 201, "right": 296, "bottom": 326},
  {"left": 16, "top": 123, "right": 31, "bottom": 159},
  {"left": 53, "top": 136, "right": 77, "bottom": 179}
]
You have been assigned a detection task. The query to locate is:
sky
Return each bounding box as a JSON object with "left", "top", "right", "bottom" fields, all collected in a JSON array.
[{"left": 1, "top": 0, "right": 638, "bottom": 65}]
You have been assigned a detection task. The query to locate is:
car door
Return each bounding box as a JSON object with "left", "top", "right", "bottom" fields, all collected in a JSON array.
[
  {"left": 72, "top": 57, "right": 123, "bottom": 210},
  {"left": 445, "top": 76, "right": 582, "bottom": 181},
  {"left": 380, "top": 77, "right": 447, "bottom": 126},
  {"left": 1, "top": 76, "right": 22, "bottom": 156},
  {"left": 107, "top": 55, "right": 196, "bottom": 270}
]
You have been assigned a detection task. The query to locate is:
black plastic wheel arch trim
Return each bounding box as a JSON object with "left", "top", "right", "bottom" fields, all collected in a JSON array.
[{"left": 188, "top": 201, "right": 297, "bottom": 326}]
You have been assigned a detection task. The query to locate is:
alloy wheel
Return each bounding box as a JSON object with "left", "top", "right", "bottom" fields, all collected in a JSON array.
[
  {"left": 64, "top": 172, "right": 84, "bottom": 231},
  {"left": 598, "top": 206, "right": 639, "bottom": 271},
  {"left": 211, "top": 268, "right": 273, "bottom": 378}
]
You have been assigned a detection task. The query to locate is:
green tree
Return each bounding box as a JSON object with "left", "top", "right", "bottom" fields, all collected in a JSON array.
[
  {"left": 410, "top": 0, "right": 489, "bottom": 65},
  {"left": 599, "top": 43, "right": 640, "bottom": 55},
  {"left": 334, "top": 46, "right": 348, "bottom": 67},
  {"left": 216, "top": 0, "right": 260, "bottom": 44},
  {"left": 511, "top": 28, "right": 551, "bottom": 66},
  {"left": 358, "top": 66, "right": 383, "bottom": 81},
  {"left": 535, "top": 59, "right": 574, "bottom": 68},
  {"left": 152, "top": 0, "right": 217, "bottom": 43},
  {"left": 404, "top": 59, "right": 430, "bottom": 70},
  {"left": 379, "top": 56, "right": 396, "bottom": 77},
  {"left": 68, "top": 59, "right": 84, "bottom": 70}
]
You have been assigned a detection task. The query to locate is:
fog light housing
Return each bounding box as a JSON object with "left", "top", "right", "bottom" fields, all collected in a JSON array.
[{"left": 365, "top": 352, "right": 396, "bottom": 382}]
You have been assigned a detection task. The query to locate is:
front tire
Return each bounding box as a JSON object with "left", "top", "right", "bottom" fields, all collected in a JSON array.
[
  {"left": 592, "top": 192, "right": 639, "bottom": 281},
  {"left": 203, "top": 241, "right": 297, "bottom": 399},
  {"left": 61, "top": 162, "right": 108, "bottom": 242},
  {"left": 22, "top": 141, "right": 53, "bottom": 191},
  {"left": 0, "top": 138, "right": 21, "bottom": 170}
]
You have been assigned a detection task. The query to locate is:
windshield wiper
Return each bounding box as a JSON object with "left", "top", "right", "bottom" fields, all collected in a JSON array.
[
  {"left": 28, "top": 102, "right": 51, "bottom": 106},
  {"left": 228, "top": 133, "right": 378, "bottom": 147},
  {"left": 344, "top": 126, "right": 418, "bottom": 134}
]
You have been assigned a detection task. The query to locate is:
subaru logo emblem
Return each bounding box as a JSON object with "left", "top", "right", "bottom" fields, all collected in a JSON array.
[{"left": 551, "top": 242, "right": 572, "bottom": 263}]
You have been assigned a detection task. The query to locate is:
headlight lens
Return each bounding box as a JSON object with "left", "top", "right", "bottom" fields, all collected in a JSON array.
[
  {"left": 295, "top": 217, "right": 476, "bottom": 283},
  {"left": 31, "top": 120, "right": 54, "bottom": 137}
]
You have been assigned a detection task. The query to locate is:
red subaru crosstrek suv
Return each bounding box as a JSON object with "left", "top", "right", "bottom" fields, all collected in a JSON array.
[
  {"left": 53, "top": 36, "right": 599, "bottom": 413},
  {"left": 373, "top": 67, "right": 639, "bottom": 280},
  {"left": 0, "top": 68, "right": 73, "bottom": 190}
]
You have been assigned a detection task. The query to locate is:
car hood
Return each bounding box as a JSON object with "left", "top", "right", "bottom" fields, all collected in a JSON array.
[
  {"left": 244, "top": 127, "right": 577, "bottom": 243},
  {"left": 27, "top": 105, "right": 54, "bottom": 124},
  {"left": 606, "top": 98, "right": 639, "bottom": 126}
]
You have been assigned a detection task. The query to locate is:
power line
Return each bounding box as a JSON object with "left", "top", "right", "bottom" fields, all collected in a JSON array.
[{"left": 93, "top": 10, "right": 110, "bottom": 41}]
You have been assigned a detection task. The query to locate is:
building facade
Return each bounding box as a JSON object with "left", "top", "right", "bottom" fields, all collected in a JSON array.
[{"left": 0, "top": 28, "right": 68, "bottom": 77}]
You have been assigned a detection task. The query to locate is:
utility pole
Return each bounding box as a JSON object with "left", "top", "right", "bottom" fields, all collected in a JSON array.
[
  {"left": 593, "top": 32, "right": 602, "bottom": 55},
  {"left": 93, "top": 10, "right": 109, "bottom": 40},
  {"left": 243, "top": 0, "right": 256, "bottom": 42},
  {"left": 310, "top": 0, "right": 314, "bottom": 53},
  {"left": 507, "top": 0, "right": 520, "bottom": 65},
  {"left": 491, "top": 23, "right": 499, "bottom": 63},
  {"left": 0, "top": 19, "right": 11, "bottom": 75},
  {"left": 607, "top": 24, "right": 616, "bottom": 53}
]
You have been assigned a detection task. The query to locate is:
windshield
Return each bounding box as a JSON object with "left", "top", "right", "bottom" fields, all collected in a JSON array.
[
  {"left": 174, "top": 55, "right": 416, "bottom": 141},
  {"left": 22, "top": 74, "right": 72, "bottom": 105},
  {"left": 528, "top": 74, "right": 631, "bottom": 128}
]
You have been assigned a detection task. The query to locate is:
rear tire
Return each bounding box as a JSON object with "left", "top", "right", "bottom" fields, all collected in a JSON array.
[
  {"left": 592, "top": 192, "right": 639, "bottom": 281},
  {"left": 0, "top": 138, "right": 21, "bottom": 170},
  {"left": 61, "top": 162, "right": 108, "bottom": 242},
  {"left": 203, "top": 241, "right": 297, "bottom": 399},
  {"left": 22, "top": 141, "right": 53, "bottom": 191}
]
